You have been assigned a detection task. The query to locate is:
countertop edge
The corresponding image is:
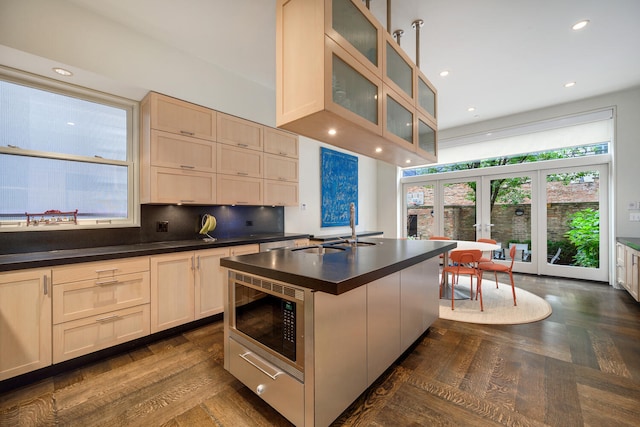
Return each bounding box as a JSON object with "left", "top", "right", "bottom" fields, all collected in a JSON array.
[{"left": 221, "top": 241, "right": 455, "bottom": 295}]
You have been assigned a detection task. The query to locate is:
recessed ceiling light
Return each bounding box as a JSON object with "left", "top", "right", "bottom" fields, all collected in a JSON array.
[
  {"left": 439, "top": 70, "right": 450, "bottom": 77},
  {"left": 52, "top": 67, "right": 73, "bottom": 76},
  {"left": 405, "top": 159, "right": 411, "bottom": 164},
  {"left": 467, "top": 107, "right": 476, "bottom": 112},
  {"left": 375, "top": 147, "right": 382, "bottom": 153},
  {"left": 67, "top": 122, "right": 75, "bottom": 126},
  {"left": 572, "top": 20, "right": 590, "bottom": 31},
  {"left": 564, "top": 81, "right": 576, "bottom": 88},
  {"left": 328, "top": 128, "right": 337, "bottom": 135}
]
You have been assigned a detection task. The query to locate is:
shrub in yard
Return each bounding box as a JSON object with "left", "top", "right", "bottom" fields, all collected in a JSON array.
[{"left": 565, "top": 208, "right": 599, "bottom": 268}]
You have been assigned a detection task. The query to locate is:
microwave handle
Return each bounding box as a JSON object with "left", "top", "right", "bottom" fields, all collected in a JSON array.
[{"left": 239, "top": 351, "right": 284, "bottom": 381}]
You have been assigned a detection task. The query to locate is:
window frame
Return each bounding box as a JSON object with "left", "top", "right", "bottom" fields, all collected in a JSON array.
[{"left": 0, "top": 66, "right": 139, "bottom": 231}]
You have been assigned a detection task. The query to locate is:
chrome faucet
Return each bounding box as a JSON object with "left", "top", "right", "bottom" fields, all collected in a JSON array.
[{"left": 349, "top": 202, "right": 357, "bottom": 246}]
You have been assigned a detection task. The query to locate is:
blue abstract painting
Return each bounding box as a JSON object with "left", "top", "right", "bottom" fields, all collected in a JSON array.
[{"left": 321, "top": 147, "right": 358, "bottom": 227}]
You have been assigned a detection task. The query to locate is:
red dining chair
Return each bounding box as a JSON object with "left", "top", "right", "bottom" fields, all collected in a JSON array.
[
  {"left": 429, "top": 236, "right": 451, "bottom": 266},
  {"left": 440, "top": 249, "right": 483, "bottom": 311},
  {"left": 477, "top": 238, "right": 497, "bottom": 263},
  {"left": 478, "top": 245, "right": 517, "bottom": 306}
]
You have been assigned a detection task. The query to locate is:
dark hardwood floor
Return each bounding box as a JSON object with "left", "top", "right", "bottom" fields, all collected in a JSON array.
[{"left": 1, "top": 274, "right": 639, "bottom": 426}]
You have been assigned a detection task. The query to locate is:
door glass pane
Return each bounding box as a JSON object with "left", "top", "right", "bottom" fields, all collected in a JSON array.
[
  {"left": 489, "top": 175, "right": 532, "bottom": 262},
  {"left": 418, "top": 77, "right": 436, "bottom": 117},
  {"left": 443, "top": 181, "right": 476, "bottom": 240},
  {"left": 418, "top": 119, "right": 435, "bottom": 156},
  {"left": 332, "top": 0, "right": 378, "bottom": 66},
  {"left": 386, "top": 41, "right": 413, "bottom": 98},
  {"left": 386, "top": 95, "right": 412, "bottom": 143},
  {"left": 546, "top": 170, "right": 600, "bottom": 268},
  {"left": 406, "top": 184, "right": 434, "bottom": 239},
  {"left": 332, "top": 55, "right": 378, "bottom": 124}
]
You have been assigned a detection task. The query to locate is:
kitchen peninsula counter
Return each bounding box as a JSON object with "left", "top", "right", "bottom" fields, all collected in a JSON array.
[{"left": 220, "top": 238, "right": 455, "bottom": 295}]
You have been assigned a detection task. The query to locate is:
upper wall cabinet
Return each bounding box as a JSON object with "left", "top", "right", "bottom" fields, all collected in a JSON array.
[
  {"left": 276, "top": 0, "right": 437, "bottom": 167},
  {"left": 217, "top": 113, "right": 263, "bottom": 151},
  {"left": 145, "top": 92, "right": 215, "bottom": 141}
]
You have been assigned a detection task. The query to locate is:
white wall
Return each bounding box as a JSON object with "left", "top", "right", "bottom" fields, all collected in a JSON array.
[{"left": 0, "top": 0, "right": 380, "bottom": 236}]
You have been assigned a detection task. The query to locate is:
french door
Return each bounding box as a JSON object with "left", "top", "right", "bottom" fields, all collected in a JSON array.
[{"left": 403, "top": 160, "right": 609, "bottom": 280}]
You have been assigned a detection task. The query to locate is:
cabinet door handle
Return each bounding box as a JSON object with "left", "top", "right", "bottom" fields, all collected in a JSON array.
[
  {"left": 237, "top": 143, "right": 248, "bottom": 148},
  {"left": 191, "top": 256, "right": 195, "bottom": 270},
  {"left": 96, "top": 314, "right": 120, "bottom": 323},
  {"left": 43, "top": 275, "right": 48, "bottom": 295},
  {"left": 278, "top": 151, "right": 288, "bottom": 156},
  {"left": 95, "top": 279, "right": 119, "bottom": 286},
  {"left": 180, "top": 165, "right": 195, "bottom": 169},
  {"left": 95, "top": 268, "right": 118, "bottom": 274},
  {"left": 237, "top": 172, "right": 248, "bottom": 176},
  {"left": 180, "top": 199, "right": 195, "bottom": 203},
  {"left": 180, "top": 130, "right": 195, "bottom": 136},
  {"left": 196, "top": 255, "right": 201, "bottom": 270}
]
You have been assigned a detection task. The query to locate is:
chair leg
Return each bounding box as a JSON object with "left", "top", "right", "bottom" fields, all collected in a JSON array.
[
  {"left": 509, "top": 272, "right": 517, "bottom": 306},
  {"left": 451, "top": 276, "right": 455, "bottom": 310},
  {"left": 477, "top": 273, "right": 483, "bottom": 311},
  {"left": 494, "top": 271, "right": 499, "bottom": 288}
]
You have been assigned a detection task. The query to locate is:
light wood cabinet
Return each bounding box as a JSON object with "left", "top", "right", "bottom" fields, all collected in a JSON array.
[
  {"left": 195, "top": 248, "right": 229, "bottom": 319},
  {"left": 51, "top": 257, "right": 150, "bottom": 363},
  {"left": 264, "top": 180, "right": 299, "bottom": 206},
  {"left": 0, "top": 268, "right": 52, "bottom": 381},
  {"left": 217, "top": 174, "right": 263, "bottom": 206},
  {"left": 149, "top": 130, "right": 216, "bottom": 172},
  {"left": 145, "top": 92, "right": 215, "bottom": 141},
  {"left": 141, "top": 92, "right": 218, "bottom": 204},
  {"left": 217, "top": 144, "right": 263, "bottom": 178},
  {"left": 217, "top": 112, "right": 263, "bottom": 151},
  {"left": 148, "top": 166, "right": 216, "bottom": 204},
  {"left": 264, "top": 153, "right": 298, "bottom": 182},
  {"left": 617, "top": 242, "right": 640, "bottom": 301},
  {"left": 276, "top": 0, "right": 437, "bottom": 167},
  {"left": 264, "top": 128, "right": 299, "bottom": 158},
  {"left": 151, "top": 247, "right": 241, "bottom": 331},
  {"left": 229, "top": 244, "right": 260, "bottom": 257}
]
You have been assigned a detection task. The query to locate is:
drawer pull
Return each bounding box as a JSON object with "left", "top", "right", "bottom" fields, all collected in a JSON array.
[
  {"left": 95, "top": 268, "right": 118, "bottom": 274},
  {"left": 278, "top": 152, "right": 288, "bottom": 156},
  {"left": 96, "top": 314, "right": 120, "bottom": 323},
  {"left": 180, "top": 199, "right": 195, "bottom": 203},
  {"left": 180, "top": 130, "right": 195, "bottom": 136},
  {"left": 180, "top": 165, "right": 195, "bottom": 169},
  {"left": 95, "top": 278, "right": 119, "bottom": 286},
  {"left": 239, "top": 351, "right": 284, "bottom": 380},
  {"left": 237, "top": 172, "right": 248, "bottom": 176},
  {"left": 237, "top": 143, "right": 248, "bottom": 148}
]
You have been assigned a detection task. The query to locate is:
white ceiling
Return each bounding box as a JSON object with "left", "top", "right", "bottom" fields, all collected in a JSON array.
[{"left": 38, "top": 1, "right": 640, "bottom": 130}]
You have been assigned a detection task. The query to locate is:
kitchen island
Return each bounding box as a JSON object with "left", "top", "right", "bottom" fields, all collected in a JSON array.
[{"left": 221, "top": 238, "right": 455, "bottom": 426}]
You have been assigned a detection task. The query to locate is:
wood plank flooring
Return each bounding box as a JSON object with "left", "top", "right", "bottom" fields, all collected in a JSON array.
[{"left": 1, "top": 274, "right": 639, "bottom": 426}]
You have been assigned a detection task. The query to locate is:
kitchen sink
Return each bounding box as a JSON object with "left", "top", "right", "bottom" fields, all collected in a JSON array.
[
  {"left": 292, "top": 246, "right": 346, "bottom": 255},
  {"left": 328, "top": 241, "right": 378, "bottom": 248}
]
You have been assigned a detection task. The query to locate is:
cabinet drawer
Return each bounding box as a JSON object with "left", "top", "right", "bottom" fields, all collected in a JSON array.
[
  {"left": 217, "top": 113, "right": 262, "bottom": 151},
  {"left": 216, "top": 174, "right": 263, "bottom": 206},
  {"left": 53, "top": 272, "right": 150, "bottom": 324},
  {"left": 264, "top": 153, "right": 298, "bottom": 182},
  {"left": 263, "top": 128, "right": 298, "bottom": 158},
  {"left": 217, "top": 144, "right": 263, "bottom": 178},
  {"left": 150, "top": 166, "right": 216, "bottom": 204},
  {"left": 150, "top": 129, "right": 216, "bottom": 172},
  {"left": 228, "top": 338, "right": 303, "bottom": 426},
  {"left": 52, "top": 257, "right": 149, "bottom": 285},
  {"left": 264, "top": 180, "right": 299, "bottom": 206},
  {"left": 53, "top": 304, "right": 150, "bottom": 363}
]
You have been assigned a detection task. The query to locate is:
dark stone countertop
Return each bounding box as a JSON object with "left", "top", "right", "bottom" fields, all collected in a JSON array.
[
  {"left": 309, "top": 231, "right": 384, "bottom": 241},
  {"left": 617, "top": 237, "right": 640, "bottom": 251},
  {"left": 0, "top": 233, "right": 309, "bottom": 272},
  {"left": 220, "top": 238, "right": 456, "bottom": 295}
]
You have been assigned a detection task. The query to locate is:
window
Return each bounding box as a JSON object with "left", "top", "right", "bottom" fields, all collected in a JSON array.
[{"left": 0, "top": 74, "right": 136, "bottom": 229}]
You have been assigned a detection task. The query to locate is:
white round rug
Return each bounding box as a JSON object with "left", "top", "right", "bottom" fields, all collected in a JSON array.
[{"left": 439, "top": 276, "right": 552, "bottom": 325}]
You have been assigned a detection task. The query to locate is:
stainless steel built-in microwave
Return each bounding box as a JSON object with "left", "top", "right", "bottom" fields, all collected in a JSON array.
[{"left": 229, "top": 271, "right": 305, "bottom": 374}]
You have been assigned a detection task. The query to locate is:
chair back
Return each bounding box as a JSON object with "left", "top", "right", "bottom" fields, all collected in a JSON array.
[
  {"left": 507, "top": 245, "right": 518, "bottom": 268},
  {"left": 477, "top": 238, "right": 496, "bottom": 244},
  {"left": 450, "top": 249, "right": 482, "bottom": 264},
  {"left": 429, "top": 236, "right": 450, "bottom": 240}
]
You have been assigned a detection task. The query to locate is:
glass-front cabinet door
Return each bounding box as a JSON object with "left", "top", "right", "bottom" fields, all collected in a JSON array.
[
  {"left": 417, "top": 115, "right": 437, "bottom": 161},
  {"left": 417, "top": 70, "right": 437, "bottom": 121},
  {"left": 383, "top": 86, "right": 414, "bottom": 152},
  {"left": 384, "top": 33, "right": 414, "bottom": 103},
  {"left": 327, "top": 0, "right": 382, "bottom": 76},
  {"left": 325, "top": 36, "right": 382, "bottom": 134}
]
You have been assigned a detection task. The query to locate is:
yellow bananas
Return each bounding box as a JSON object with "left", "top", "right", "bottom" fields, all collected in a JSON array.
[{"left": 199, "top": 214, "right": 217, "bottom": 235}]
